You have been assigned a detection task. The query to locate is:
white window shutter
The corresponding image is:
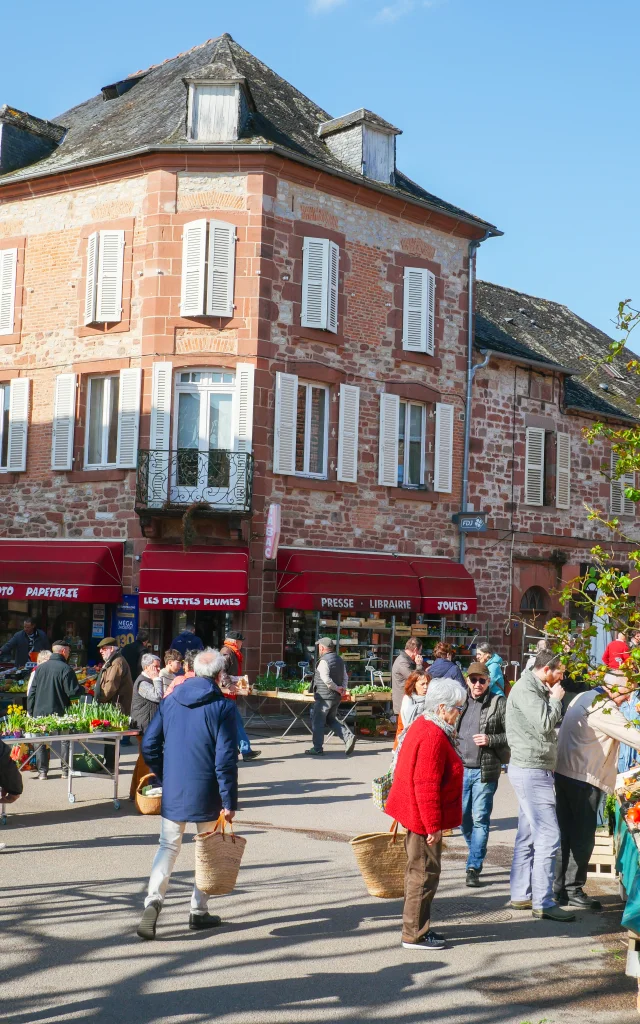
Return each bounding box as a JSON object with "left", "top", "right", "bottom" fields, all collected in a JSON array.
[
  {"left": 378, "top": 392, "right": 399, "bottom": 487},
  {"left": 434, "top": 402, "right": 454, "bottom": 493},
  {"left": 233, "top": 362, "right": 255, "bottom": 453},
  {"left": 611, "top": 452, "right": 636, "bottom": 516},
  {"left": 403, "top": 267, "right": 435, "bottom": 353},
  {"left": 273, "top": 372, "right": 298, "bottom": 474},
  {"left": 556, "top": 432, "right": 571, "bottom": 510},
  {"left": 96, "top": 230, "right": 125, "bottom": 322},
  {"left": 147, "top": 362, "right": 173, "bottom": 509},
  {"left": 301, "top": 237, "right": 329, "bottom": 329},
  {"left": 51, "top": 373, "right": 77, "bottom": 471},
  {"left": 84, "top": 232, "right": 98, "bottom": 325},
  {"left": 206, "top": 219, "right": 236, "bottom": 317},
  {"left": 337, "top": 384, "right": 360, "bottom": 483},
  {"left": 525, "top": 427, "right": 545, "bottom": 506},
  {"left": 327, "top": 241, "right": 340, "bottom": 334},
  {"left": 180, "top": 219, "right": 207, "bottom": 316},
  {"left": 7, "top": 378, "right": 30, "bottom": 472},
  {"left": 0, "top": 248, "right": 17, "bottom": 336},
  {"left": 116, "top": 368, "right": 141, "bottom": 469}
]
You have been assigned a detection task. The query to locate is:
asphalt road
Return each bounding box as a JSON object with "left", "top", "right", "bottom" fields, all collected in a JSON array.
[{"left": 0, "top": 727, "right": 636, "bottom": 1024}]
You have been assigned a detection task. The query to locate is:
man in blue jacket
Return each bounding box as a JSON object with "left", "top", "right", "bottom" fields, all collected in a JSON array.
[{"left": 137, "top": 647, "right": 238, "bottom": 940}]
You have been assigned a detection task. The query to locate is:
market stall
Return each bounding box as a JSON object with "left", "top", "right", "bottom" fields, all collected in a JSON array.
[
  {"left": 242, "top": 682, "right": 395, "bottom": 739},
  {"left": 613, "top": 767, "right": 640, "bottom": 1012}
]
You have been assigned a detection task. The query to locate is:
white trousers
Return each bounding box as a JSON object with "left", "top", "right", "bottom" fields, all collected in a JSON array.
[{"left": 145, "top": 816, "right": 217, "bottom": 913}]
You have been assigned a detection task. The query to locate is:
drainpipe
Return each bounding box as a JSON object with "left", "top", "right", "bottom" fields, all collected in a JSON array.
[{"left": 459, "top": 231, "right": 492, "bottom": 565}]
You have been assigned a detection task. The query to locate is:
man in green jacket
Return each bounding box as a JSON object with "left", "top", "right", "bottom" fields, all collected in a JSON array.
[{"left": 506, "top": 650, "right": 575, "bottom": 922}]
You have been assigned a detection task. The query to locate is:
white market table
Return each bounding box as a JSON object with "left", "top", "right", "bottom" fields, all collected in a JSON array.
[{"left": 241, "top": 690, "right": 393, "bottom": 738}]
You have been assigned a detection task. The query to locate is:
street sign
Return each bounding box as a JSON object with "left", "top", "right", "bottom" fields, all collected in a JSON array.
[{"left": 451, "top": 512, "right": 487, "bottom": 532}]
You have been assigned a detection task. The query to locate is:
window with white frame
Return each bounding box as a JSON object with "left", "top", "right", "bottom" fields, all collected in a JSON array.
[
  {"left": 378, "top": 395, "right": 453, "bottom": 492},
  {"left": 398, "top": 401, "right": 426, "bottom": 487},
  {"left": 84, "top": 369, "right": 141, "bottom": 470},
  {"left": 295, "top": 382, "right": 329, "bottom": 477},
  {"left": 180, "top": 220, "right": 236, "bottom": 318}
]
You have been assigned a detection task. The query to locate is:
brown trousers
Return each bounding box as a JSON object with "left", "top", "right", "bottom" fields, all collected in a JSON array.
[{"left": 402, "top": 831, "right": 443, "bottom": 943}]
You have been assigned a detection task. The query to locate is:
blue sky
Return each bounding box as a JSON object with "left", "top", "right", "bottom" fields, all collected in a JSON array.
[{"left": 3, "top": 0, "right": 638, "bottom": 347}]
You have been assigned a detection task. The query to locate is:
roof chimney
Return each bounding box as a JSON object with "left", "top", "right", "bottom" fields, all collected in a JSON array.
[
  {"left": 318, "top": 108, "right": 401, "bottom": 184},
  {"left": 0, "top": 105, "right": 66, "bottom": 175}
]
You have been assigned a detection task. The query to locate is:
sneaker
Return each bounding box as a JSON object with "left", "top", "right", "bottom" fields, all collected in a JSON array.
[
  {"left": 557, "top": 888, "right": 602, "bottom": 910},
  {"left": 242, "top": 750, "right": 261, "bottom": 761},
  {"left": 189, "top": 912, "right": 222, "bottom": 931},
  {"left": 466, "top": 868, "right": 481, "bottom": 888},
  {"left": 137, "top": 900, "right": 162, "bottom": 940},
  {"left": 345, "top": 733, "right": 356, "bottom": 757},
  {"left": 402, "top": 929, "right": 447, "bottom": 950},
  {"left": 532, "top": 905, "right": 576, "bottom": 922},
  {"left": 38, "top": 771, "right": 48, "bottom": 781},
  {"left": 510, "top": 899, "right": 533, "bottom": 909},
  {"left": 61, "top": 770, "right": 69, "bottom": 779},
  {"left": 305, "top": 747, "right": 324, "bottom": 756}
]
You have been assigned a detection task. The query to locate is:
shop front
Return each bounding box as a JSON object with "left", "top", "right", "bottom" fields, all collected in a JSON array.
[
  {"left": 0, "top": 540, "right": 124, "bottom": 667},
  {"left": 275, "top": 548, "right": 481, "bottom": 683},
  {"left": 138, "top": 545, "right": 249, "bottom": 653}
]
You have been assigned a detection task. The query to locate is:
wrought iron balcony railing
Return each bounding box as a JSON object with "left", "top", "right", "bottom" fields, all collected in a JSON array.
[{"left": 135, "top": 449, "right": 254, "bottom": 516}]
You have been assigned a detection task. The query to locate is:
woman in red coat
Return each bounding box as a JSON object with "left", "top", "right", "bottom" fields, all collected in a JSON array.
[{"left": 386, "top": 677, "right": 467, "bottom": 950}]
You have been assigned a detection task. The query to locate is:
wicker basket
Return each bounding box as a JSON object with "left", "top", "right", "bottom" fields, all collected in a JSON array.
[
  {"left": 194, "top": 813, "right": 247, "bottom": 895},
  {"left": 350, "top": 820, "right": 406, "bottom": 898},
  {"left": 135, "top": 773, "right": 162, "bottom": 816}
]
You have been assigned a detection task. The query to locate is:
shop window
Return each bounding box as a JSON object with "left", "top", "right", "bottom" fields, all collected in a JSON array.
[{"left": 398, "top": 401, "right": 426, "bottom": 487}]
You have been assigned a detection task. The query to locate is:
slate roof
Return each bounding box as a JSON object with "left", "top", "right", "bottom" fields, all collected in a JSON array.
[
  {"left": 0, "top": 34, "right": 499, "bottom": 234},
  {"left": 476, "top": 280, "right": 640, "bottom": 421}
]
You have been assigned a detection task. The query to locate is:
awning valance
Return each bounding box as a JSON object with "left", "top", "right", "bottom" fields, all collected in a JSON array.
[
  {"left": 0, "top": 540, "right": 123, "bottom": 604},
  {"left": 275, "top": 550, "right": 477, "bottom": 615},
  {"left": 139, "top": 546, "right": 249, "bottom": 610}
]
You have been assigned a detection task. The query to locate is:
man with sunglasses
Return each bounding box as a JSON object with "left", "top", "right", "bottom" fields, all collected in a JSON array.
[{"left": 458, "top": 662, "right": 508, "bottom": 887}]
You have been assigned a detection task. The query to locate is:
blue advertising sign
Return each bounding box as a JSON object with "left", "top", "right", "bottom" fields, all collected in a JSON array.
[{"left": 112, "top": 595, "right": 139, "bottom": 648}]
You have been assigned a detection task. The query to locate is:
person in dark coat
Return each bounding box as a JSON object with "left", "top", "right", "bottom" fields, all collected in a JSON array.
[
  {"left": 120, "top": 630, "right": 151, "bottom": 681},
  {"left": 428, "top": 642, "right": 466, "bottom": 685},
  {"left": 169, "top": 624, "right": 204, "bottom": 659},
  {"left": 137, "top": 647, "right": 238, "bottom": 940},
  {"left": 27, "top": 641, "right": 86, "bottom": 779},
  {"left": 0, "top": 739, "right": 23, "bottom": 804},
  {"left": 391, "top": 638, "right": 424, "bottom": 715},
  {"left": 0, "top": 617, "right": 50, "bottom": 667},
  {"left": 129, "top": 653, "right": 162, "bottom": 800}
]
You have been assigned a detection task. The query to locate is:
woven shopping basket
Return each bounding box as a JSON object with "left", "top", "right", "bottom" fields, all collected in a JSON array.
[
  {"left": 350, "top": 820, "right": 406, "bottom": 899},
  {"left": 135, "top": 773, "right": 162, "bottom": 816},
  {"left": 194, "top": 813, "right": 247, "bottom": 895}
]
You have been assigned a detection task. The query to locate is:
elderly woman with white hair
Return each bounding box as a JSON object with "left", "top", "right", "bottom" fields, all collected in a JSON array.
[{"left": 386, "top": 677, "right": 466, "bottom": 950}]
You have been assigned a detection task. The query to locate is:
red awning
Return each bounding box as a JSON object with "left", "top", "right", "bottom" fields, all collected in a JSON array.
[
  {"left": 139, "top": 546, "right": 249, "bottom": 611},
  {"left": 275, "top": 550, "right": 477, "bottom": 615},
  {"left": 0, "top": 541, "right": 123, "bottom": 604}
]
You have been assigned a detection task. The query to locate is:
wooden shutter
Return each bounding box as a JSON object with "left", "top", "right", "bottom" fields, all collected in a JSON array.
[
  {"left": 434, "top": 402, "right": 454, "bottom": 493},
  {"left": 525, "top": 427, "right": 545, "bottom": 505},
  {"left": 556, "top": 432, "right": 571, "bottom": 510},
  {"left": 337, "top": 384, "right": 360, "bottom": 483},
  {"left": 327, "top": 241, "right": 340, "bottom": 334},
  {"left": 7, "top": 378, "right": 30, "bottom": 472},
  {"left": 233, "top": 362, "right": 255, "bottom": 453},
  {"left": 378, "top": 392, "right": 399, "bottom": 487},
  {"left": 301, "top": 237, "right": 329, "bottom": 330},
  {"left": 51, "top": 373, "right": 77, "bottom": 471},
  {"left": 273, "top": 372, "right": 298, "bottom": 474},
  {"left": 0, "top": 248, "right": 17, "bottom": 336},
  {"left": 180, "top": 220, "right": 207, "bottom": 316},
  {"left": 84, "top": 232, "right": 98, "bottom": 325},
  {"left": 402, "top": 267, "right": 435, "bottom": 354},
  {"left": 611, "top": 452, "right": 636, "bottom": 516},
  {"left": 96, "top": 230, "right": 125, "bottom": 322},
  {"left": 116, "top": 368, "right": 141, "bottom": 469},
  {"left": 206, "top": 219, "right": 236, "bottom": 317},
  {"left": 147, "top": 362, "right": 173, "bottom": 508}
]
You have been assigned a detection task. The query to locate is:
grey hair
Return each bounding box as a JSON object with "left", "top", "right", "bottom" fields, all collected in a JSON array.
[
  {"left": 194, "top": 647, "right": 225, "bottom": 679},
  {"left": 141, "top": 652, "right": 161, "bottom": 670},
  {"left": 476, "top": 642, "right": 493, "bottom": 655},
  {"left": 423, "top": 678, "right": 467, "bottom": 714}
]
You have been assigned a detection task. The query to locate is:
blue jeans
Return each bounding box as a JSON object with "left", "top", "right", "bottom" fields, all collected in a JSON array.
[
  {"left": 234, "top": 705, "right": 251, "bottom": 754},
  {"left": 508, "top": 764, "right": 560, "bottom": 910},
  {"left": 461, "top": 768, "right": 498, "bottom": 871}
]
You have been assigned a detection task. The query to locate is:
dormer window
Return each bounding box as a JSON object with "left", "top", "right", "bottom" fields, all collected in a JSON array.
[
  {"left": 186, "top": 74, "right": 253, "bottom": 143},
  {"left": 318, "top": 108, "right": 401, "bottom": 185}
]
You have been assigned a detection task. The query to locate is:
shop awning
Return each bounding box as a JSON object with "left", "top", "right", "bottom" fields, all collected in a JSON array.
[
  {"left": 138, "top": 546, "right": 249, "bottom": 610},
  {"left": 275, "top": 550, "right": 477, "bottom": 615},
  {"left": 0, "top": 540, "right": 123, "bottom": 603}
]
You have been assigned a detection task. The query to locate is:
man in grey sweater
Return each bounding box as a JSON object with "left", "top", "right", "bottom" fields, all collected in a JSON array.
[
  {"left": 306, "top": 638, "right": 356, "bottom": 757},
  {"left": 506, "top": 650, "right": 575, "bottom": 922}
]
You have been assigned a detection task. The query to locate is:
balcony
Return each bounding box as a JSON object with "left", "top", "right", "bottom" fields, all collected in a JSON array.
[{"left": 135, "top": 449, "right": 254, "bottom": 517}]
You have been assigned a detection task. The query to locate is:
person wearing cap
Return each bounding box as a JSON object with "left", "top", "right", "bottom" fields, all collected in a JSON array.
[
  {"left": 457, "top": 662, "right": 508, "bottom": 887},
  {"left": 553, "top": 670, "right": 640, "bottom": 910},
  {"left": 94, "top": 638, "right": 135, "bottom": 774},
  {"left": 307, "top": 638, "right": 355, "bottom": 757},
  {"left": 27, "top": 640, "right": 86, "bottom": 780},
  {"left": 218, "top": 632, "right": 260, "bottom": 762}
]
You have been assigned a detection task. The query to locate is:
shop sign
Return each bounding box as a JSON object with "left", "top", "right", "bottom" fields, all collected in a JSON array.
[
  {"left": 318, "top": 596, "right": 419, "bottom": 612},
  {"left": 0, "top": 585, "right": 81, "bottom": 599},
  {"left": 265, "top": 504, "right": 281, "bottom": 560},
  {"left": 451, "top": 512, "right": 487, "bottom": 532},
  {"left": 141, "top": 595, "right": 243, "bottom": 608},
  {"left": 423, "top": 598, "right": 478, "bottom": 614},
  {"left": 92, "top": 621, "right": 106, "bottom": 639},
  {"left": 112, "top": 594, "right": 139, "bottom": 647}
]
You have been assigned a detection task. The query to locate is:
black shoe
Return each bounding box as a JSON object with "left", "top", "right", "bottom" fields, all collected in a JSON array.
[
  {"left": 137, "top": 900, "right": 161, "bottom": 940},
  {"left": 466, "top": 868, "right": 481, "bottom": 888},
  {"left": 242, "top": 749, "right": 261, "bottom": 761},
  {"left": 189, "top": 912, "right": 222, "bottom": 931},
  {"left": 402, "top": 928, "right": 447, "bottom": 950},
  {"left": 561, "top": 888, "right": 602, "bottom": 910},
  {"left": 305, "top": 747, "right": 324, "bottom": 756},
  {"left": 345, "top": 733, "right": 356, "bottom": 757}
]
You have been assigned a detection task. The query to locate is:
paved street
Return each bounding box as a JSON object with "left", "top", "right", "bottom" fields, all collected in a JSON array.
[{"left": 1, "top": 730, "right": 636, "bottom": 1024}]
